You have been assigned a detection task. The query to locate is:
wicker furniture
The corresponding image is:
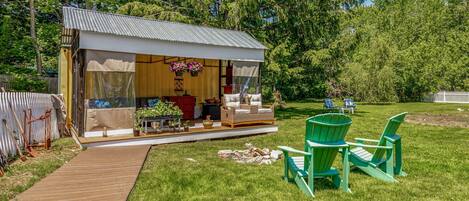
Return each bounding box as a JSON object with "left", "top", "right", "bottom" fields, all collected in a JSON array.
[{"left": 221, "top": 94, "right": 274, "bottom": 128}]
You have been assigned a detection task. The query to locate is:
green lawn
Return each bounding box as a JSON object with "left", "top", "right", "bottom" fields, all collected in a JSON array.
[{"left": 130, "top": 102, "right": 469, "bottom": 201}]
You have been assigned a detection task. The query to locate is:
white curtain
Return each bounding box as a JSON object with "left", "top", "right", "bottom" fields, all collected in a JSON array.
[{"left": 232, "top": 61, "right": 260, "bottom": 97}]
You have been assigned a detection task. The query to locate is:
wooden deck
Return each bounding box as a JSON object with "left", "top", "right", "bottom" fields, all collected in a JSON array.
[
  {"left": 78, "top": 124, "right": 278, "bottom": 148},
  {"left": 16, "top": 145, "right": 150, "bottom": 201}
]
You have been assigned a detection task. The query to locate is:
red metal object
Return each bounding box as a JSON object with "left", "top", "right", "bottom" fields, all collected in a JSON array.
[
  {"left": 23, "top": 109, "right": 38, "bottom": 157},
  {"left": 167, "top": 96, "right": 196, "bottom": 120},
  {"left": 223, "top": 85, "right": 233, "bottom": 94},
  {"left": 26, "top": 109, "right": 52, "bottom": 150}
]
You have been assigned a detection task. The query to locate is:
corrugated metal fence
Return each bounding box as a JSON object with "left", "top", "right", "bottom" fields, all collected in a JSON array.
[
  {"left": 0, "top": 92, "right": 59, "bottom": 157},
  {"left": 425, "top": 91, "right": 469, "bottom": 103}
]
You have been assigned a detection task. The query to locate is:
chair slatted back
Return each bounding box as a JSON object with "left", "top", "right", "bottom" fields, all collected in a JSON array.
[
  {"left": 371, "top": 112, "right": 407, "bottom": 163},
  {"left": 304, "top": 113, "right": 352, "bottom": 173},
  {"left": 324, "top": 99, "right": 335, "bottom": 109},
  {"left": 344, "top": 99, "right": 355, "bottom": 108}
]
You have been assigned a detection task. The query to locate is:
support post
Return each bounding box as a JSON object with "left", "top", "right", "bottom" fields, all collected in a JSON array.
[
  {"left": 386, "top": 141, "right": 394, "bottom": 178},
  {"left": 307, "top": 147, "right": 314, "bottom": 194},
  {"left": 342, "top": 147, "right": 350, "bottom": 192}
]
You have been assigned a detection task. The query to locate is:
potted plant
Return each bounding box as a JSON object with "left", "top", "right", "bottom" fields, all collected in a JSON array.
[
  {"left": 203, "top": 115, "right": 213, "bottom": 129},
  {"left": 134, "top": 108, "right": 147, "bottom": 136},
  {"left": 169, "top": 62, "right": 187, "bottom": 76},
  {"left": 134, "top": 102, "right": 183, "bottom": 134},
  {"left": 183, "top": 120, "right": 190, "bottom": 132},
  {"left": 187, "top": 61, "right": 204, "bottom": 76}
]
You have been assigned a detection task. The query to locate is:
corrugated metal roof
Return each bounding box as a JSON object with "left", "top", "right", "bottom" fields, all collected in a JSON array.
[{"left": 62, "top": 7, "right": 267, "bottom": 50}]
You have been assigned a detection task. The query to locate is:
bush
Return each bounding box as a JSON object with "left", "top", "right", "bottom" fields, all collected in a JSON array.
[
  {"left": 9, "top": 74, "right": 47, "bottom": 93},
  {"left": 0, "top": 65, "right": 37, "bottom": 75}
]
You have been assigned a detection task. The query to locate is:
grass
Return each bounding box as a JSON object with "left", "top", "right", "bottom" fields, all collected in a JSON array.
[
  {"left": 130, "top": 102, "right": 469, "bottom": 201},
  {"left": 0, "top": 138, "right": 80, "bottom": 201}
]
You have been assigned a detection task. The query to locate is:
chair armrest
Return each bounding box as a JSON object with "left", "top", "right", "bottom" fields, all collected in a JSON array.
[
  {"left": 222, "top": 106, "right": 236, "bottom": 115},
  {"left": 278, "top": 146, "right": 311, "bottom": 155},
  {"left": 307, "top": 140, "right": 348, "bottom": 148},
  {"left": 347, "top": 142, "right": 393, "bottom": 149},
  {"left": 384, "top": 135, "right": 401, "bottom": 143},
  {"left": 354, "top": 138, "right": 380, "bottom": 143}
]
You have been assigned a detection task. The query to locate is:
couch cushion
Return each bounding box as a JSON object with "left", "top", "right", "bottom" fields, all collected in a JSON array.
[
  {"left": 235, "top": 109, "right": 250, "bottom": 114},
  {"left": 224, "top": 94, "right": 241, "bottom": 108},
  {"left": 248, "top": 94, "right": 262, "bottom": 107},
  {"left": 258, "top": 108, "right": 272, "bottom": 113}
]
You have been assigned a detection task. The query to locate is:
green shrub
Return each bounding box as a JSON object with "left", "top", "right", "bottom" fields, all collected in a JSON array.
[
  {"left": 9, "top": 74, "right": 47, "bottom": 93},
  {"left": 0, "top": 65, "right": 37, "bottom": 75}
]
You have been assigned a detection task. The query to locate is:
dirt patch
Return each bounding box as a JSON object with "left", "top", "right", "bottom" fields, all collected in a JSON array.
[{"left": 406, "top": 113, "right": 469, "bottom": 128}]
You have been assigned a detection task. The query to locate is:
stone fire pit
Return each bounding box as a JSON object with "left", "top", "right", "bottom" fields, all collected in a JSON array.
[{"left": 218, "top": 143, "right": 283, "bottom": 165}]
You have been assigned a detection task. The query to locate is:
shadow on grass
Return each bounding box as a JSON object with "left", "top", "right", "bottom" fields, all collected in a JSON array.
[
  {"left": 282, "top": 176, "right": 341, "bottom": 191},
  {"left": 276, "top": 106, "right": 369, "bottom": 120},
  {"left": 275, "top": 107, "right": 326, "bottom": 120}
]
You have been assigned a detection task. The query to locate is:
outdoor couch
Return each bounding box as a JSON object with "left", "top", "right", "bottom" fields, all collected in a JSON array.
[{"left": 221, "top": 93, "right": 275, "bottom": 128}]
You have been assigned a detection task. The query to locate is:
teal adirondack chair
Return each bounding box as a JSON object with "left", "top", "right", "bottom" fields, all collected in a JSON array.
[
  {"left": 347, "top": 112, "right": 407, "bottom": 182},
  {"left": 279, "top": 113, "right": 352, "bottom": 197}
]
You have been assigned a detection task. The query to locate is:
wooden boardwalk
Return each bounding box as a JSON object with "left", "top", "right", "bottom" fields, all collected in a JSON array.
[{"left": 16, "top": 145, "right": 150, "bottom": 201}]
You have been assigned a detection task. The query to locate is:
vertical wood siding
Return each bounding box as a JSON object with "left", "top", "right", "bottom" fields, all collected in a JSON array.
[
  {"left": 0, "top": 92, "right": 59, "bottom": 157},
  {"left": 135, "top": 55, "right": 220, "bottom": 103}
]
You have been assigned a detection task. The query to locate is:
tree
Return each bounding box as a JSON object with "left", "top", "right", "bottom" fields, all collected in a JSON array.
[{"left": 29, "top": 0, "right": 42, "bottom": 73}]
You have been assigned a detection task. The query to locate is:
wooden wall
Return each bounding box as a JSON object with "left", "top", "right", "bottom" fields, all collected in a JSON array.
[
  {"left": 59, "top": 48, "right": 73, "bottom": 127},
  {"left": 135, "top": 55, "right": 221, "bottom": 103}
]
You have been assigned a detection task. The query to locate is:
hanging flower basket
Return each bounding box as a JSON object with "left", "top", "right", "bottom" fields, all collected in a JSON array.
[
  {"left": 169, "top": 62, "right": 187, "bottom": 76},
  {"left": 187, "top": 61, "right": 204, "bottom": 77}
]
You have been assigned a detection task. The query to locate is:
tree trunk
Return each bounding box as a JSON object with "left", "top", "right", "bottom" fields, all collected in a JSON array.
[{"left": 29, "top": 0, "right": 42, "bottom": 74}]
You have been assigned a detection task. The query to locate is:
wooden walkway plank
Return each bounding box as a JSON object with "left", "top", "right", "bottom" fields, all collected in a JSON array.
[{"left": 15, "top": 145, "right": 150, "bottom": 201}]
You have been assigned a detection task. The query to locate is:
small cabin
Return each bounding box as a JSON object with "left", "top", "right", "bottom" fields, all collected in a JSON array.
[{"left": 59, "top": 7, "right": 277, "bottom": 147}]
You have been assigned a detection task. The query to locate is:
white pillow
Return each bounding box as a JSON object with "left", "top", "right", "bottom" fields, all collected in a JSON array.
[
  {"left": 248, "top": 94, "right": 262, "bottom": 107},
  {"left": 224, "top": 94, "right": 240, "bottom": 108}
]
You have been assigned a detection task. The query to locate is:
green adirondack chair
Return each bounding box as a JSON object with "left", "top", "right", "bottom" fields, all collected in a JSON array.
[
  {"left": 347, "top": 112, "right": 407, "bottom": 182},
  {"left": 278, "top": 113, "right": 352, "bottom": 197}
]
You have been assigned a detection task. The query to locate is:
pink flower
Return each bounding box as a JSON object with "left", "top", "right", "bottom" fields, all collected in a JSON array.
[
  {"left": 169, "top": 62, "right": 187, "bottom": 72},
  {"left": 187, "top": 61, "right": 204, "bottom": 72}
]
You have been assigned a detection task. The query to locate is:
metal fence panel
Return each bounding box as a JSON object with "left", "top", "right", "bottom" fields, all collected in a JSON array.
[{"left": 0, "top": 92, "right": 59, "bottom": 157}]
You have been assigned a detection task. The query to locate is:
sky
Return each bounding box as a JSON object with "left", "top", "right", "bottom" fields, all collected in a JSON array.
[{"left": 364, "top": 0, "right": 374, "bottom": 7}]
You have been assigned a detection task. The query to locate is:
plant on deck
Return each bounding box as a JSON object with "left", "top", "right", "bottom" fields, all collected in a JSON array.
[{"left": 134, "top": 102, "right": 183, "bottom": 130}]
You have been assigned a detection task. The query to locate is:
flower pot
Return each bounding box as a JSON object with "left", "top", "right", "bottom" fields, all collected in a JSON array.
[
  {"left": 175, "top": 71, "right": 183, "bottom": 76},
  {"left": 133, "top": 130, "right": 140, "bottom": 137},
  {"left": 190, "top": 71, "right": 198, "bottom": 77},
  {"left": 203, "top": 120, "right": 213, "bottom": 129}
]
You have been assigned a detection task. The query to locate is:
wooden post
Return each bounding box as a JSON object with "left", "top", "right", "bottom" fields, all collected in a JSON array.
[{"left": 2, "top": 119, "right": 26, "bottom": 161}]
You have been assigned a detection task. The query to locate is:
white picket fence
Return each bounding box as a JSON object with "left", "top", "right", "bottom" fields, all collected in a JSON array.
[
  {"left": 0, "top": 92, "right": 59, "bottom": 157},
  {"left": 426, "top": 91, "right": 469, "bottom": 103}
]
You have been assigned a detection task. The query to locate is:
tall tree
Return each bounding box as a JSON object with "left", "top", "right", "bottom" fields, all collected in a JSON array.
[{"left": 28, "top": 0, "right": 42, "bottom": 73}]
